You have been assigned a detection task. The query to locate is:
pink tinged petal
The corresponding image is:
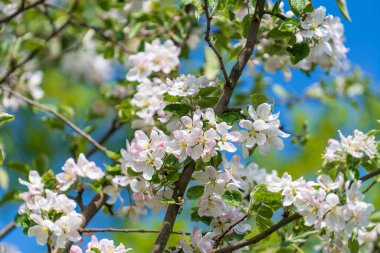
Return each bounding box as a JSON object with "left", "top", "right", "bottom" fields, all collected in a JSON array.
[
  {"left": 191, "top": 144, "right": 203, "bottom": 160},
  {"left": 205, "top": 166, "right": 218, "bottom": 178}
]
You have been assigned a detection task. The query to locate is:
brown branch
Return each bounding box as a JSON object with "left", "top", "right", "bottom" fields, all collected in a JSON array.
[
  {"left": 151, "top": 1, "right": 266, "bottom": 252},
  {"left": 214, "top": 214, "right": 302, "bottom": 253},
  {"left": 0, "top": 0, "right": 45, "bottom": 24},
  {"left": 151, "top": 161, "right": 196, "bottom": 253},
  {"left": 213, "top": 214, "right": 248, "bottom": 248},
  {"left": 0, "top": 221, "right": 15, "bottom": 240},
  {"left": 81, "top": 228, "right": 191, "bottom": 235},
  {"left": 203, "top": 0, "right": 231, "bottom": 86},
  {"left": 214, "top": 0, "right": 266, "bottom": 114},
  {"left": 263, "top": 11, "right": 288, "bottom": 20},
  {"left": 1, "top": 87, "right": 111, "bottom": 157}
]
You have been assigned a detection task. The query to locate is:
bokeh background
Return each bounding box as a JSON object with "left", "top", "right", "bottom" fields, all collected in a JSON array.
[{"left": 0, "top": 0, "right": 379, "bottom": 252}]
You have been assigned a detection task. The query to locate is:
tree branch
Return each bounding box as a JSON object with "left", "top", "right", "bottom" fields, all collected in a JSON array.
[
  {"left": 213, "top": 214, "right": 248, "bottom": 248},
  {"left": 0, "top": 221, "right": 15, "bottom": 240},
  {"left": 214, "top": 214, "right": 302, "bottom": 253},
  {"left": 1, "top": 87, "right": 111, "bottom": 157},
  {"left": 81, "top": 228, "right": 191, "bottom": 235},
  {"left": 214, "top": 0, "right": 266, "bottom": 114},
  {"left": 203, "top": 0, "right": 231, "bottom": 86},
  {"left": 0, "top": 0, "right": 45, "bottom": 24},
  {"left": 151, "top": 1, "right": 266, "bottom": 252},
  {"left": 214, "top": 167, "right": 380, "bottom": 252},
  {"left": 151, "top": 161, "right": 196, "bottom": 253}
]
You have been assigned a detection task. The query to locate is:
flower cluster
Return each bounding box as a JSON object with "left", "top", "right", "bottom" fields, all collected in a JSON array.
[
  {"left": 268, "top": 172, "right": 375, "bottom": 252},
  {"left": 18, "top": 171, "right": 82, "bottom": 248},
  {"left": 56, "top": 153, "right": 105, "bottom": 191},
  {"left": 166, "top": 75, "right": 215, "bottom": 97},
  {"left": 324, "top": 129, "right": 377, "bottom": 163},
  {"left": 126, "top": 39, "right": 180, "bottom": 82},
  {"left": 254, "top": 5, "right": 348, "bottom": 81},
  {"left": 70, "top": 235, "right": 131, "bottom": 253},
  {"left": 296, "top": 7, "right": 348, "bottom": 70}
]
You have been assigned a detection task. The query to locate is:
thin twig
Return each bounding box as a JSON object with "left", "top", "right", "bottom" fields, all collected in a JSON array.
[
  {"left": 1, "top": 87, "right": 110, "bottom": 157},
  {"left": 203, "top": 0, "right": 231, "bottom": 86},
  {"left": 0, "top": 222, "right": 15, "bottom": 240},
  {"left": 214, "top": 167, "right": 380, "bottom": 253},
  {"left": 214, "top": 214, "right": 302, "bottom": 253},
  {"left": 0, "top": 0, "right": 45, "bottom": 24},
  {"left": 213, "top": 214, "right": 248, "bottom": 248},
  {"left": 81, "top": 228, "right": 191, "bottom": 235},
  {"left": 263, "top": 11, "right": 288, "bottom": 20}
]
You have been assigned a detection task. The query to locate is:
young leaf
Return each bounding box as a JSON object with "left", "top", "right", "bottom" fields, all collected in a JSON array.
[
  {"left": 336, "top": 0, "right": 351, "bottom": 21},
  {"left": 0, "top": 113, "right": 15, "bottom": 124},
  {"left": 250, "top": 94, "right": 268, "bottom": 106},
  {"left": 164, "top": 104, "right": 191, "bottom": 117},
  {"left": 186, "top": 185, "right": 205, "bottom": 199},
  {"left": 287, "top": 43, "right": 310, "bottom": 64},
  {"left": 218, "top": 111, "right": 242, "bottom": 125},
  {"left": 288, "top": 0, "right": 313, "bottom": 17},
  {"left": 222, "top": 189, "right": 243, "bottom": 206}
]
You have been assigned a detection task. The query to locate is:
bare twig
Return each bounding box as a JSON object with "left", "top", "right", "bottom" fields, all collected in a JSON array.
[
  {"left": 1, "top": 87, "right": 110, "bottom": 157},
  {"left": 0, "top": 0, "right": 45, "bottom": 24},
  {"left": 213, "top": 214, "right": 248, "bottom": 248},
  {"left": 81, "top": 228, "right": 191, "bottom": 235},
  {"left": 203, "top": 0, "right": 231, "bottom": 86},
  {"left": 263, "top": 11, "right": 288, "bottom": 20},
  {"left": 0, "top": 222, "right": 15, "bottom": 240}
]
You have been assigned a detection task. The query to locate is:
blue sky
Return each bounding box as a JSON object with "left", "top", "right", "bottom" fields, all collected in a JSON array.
[{"left": 1, "top": 1, "right": 379, "bottom": 252}]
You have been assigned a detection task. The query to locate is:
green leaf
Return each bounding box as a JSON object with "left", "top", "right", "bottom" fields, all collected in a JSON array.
[
  {"left": 198, "top": 96, "right": 219, "bottom": 108},
  {"left": 163, "top": 93, "right": 182, "bottom": 103},
  {"left": 204, "top": 47, "right": 220, "bottom": 80},
  {"left": 222, "top": 189, "right": 243, "bottom": 206},
  {"left": 161, "top": 196, "right": 177, "bottom": 205},
  {"left": 91, "top": 248, "right": 101, "bottom": 253},
  {"left": 268, "top": 27, "right": 294, "bottom": 40},
  {"left": 287, "top": 43, "right": 310, "bottom": 64},
  {"left": 41, "top": 170, "right": 58, "bottom": 190},
  {"left": 288, "top": 0, "right": 313, "bottom": 17},
  {"left": 41, "top": 117, "right": 65, "bottom": 130},
  {"left": 6, "top": 161, "right": 31, "bottom": 175},
  {"left": 278, "top": 19, "right": 300, "bottom": 33},
  {"left": 336, "top": 0, "right": 351, "bottom": 21},
  {"left": 164, "top": 104, "right": 191, "bottom": 117},
  {"left": 250, "top": 184, "right": 283, "bottom": 211},
  {"left": 0, "top": 146, "right": 3, "bottom": 166},
  {"left": 242, "top": 14, "right": 254, "bottom": 38},
  {"left": 250, "top": 94, "right": 268, "bottom": 106},
  {"left": 0, "top": 113, "right": 15, "bottom": 124},
  {"left": 186, "top": 185, "right": 205, "bottom": 199},
  {"left": 218, "top": 111, "right": 242, "bottom": 125},
  {"left": 348, "top": 237, "right": 359, "bottom": 253},
  {"left": 256, "top": 206, "right": 274, "bottom": 232},
  {"left": 0, "top": 167, "right": 9, "bottom": 190}
]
